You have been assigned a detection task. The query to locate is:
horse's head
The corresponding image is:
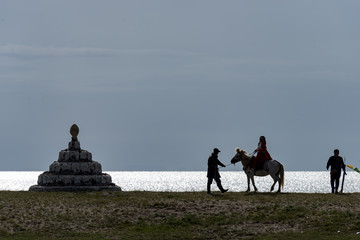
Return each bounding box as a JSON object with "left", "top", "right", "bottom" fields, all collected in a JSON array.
[{"left": 231, "top": 148, "right": 247, "bottom": 164}]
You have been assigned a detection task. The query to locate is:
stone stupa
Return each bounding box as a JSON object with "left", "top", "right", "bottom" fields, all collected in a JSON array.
[{"left": 29, "top": 124, "right": 121, "bottom": 191}]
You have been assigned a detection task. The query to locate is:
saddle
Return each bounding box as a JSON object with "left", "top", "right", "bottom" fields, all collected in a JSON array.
[{"left": 245, "top": 157, "right": 269, "bottom": 172}]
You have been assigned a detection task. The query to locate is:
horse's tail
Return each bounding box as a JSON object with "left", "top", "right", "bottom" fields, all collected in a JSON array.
[{"left": 279, "top": 163, "right": 284, "bottom": 189}]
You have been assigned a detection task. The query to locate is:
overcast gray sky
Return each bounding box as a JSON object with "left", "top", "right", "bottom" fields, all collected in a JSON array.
[{"left": 1, "top": 1, "right": 359, "bottom": 171}]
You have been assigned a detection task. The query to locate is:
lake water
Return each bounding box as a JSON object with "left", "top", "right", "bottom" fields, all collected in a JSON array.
[{"left": 0, "top": 171, "right": 359, "bottom": 193}]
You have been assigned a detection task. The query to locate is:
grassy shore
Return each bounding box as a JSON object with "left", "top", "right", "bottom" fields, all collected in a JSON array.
[{"left": 0, "top": 191, "right": 360, "bottom": 239}]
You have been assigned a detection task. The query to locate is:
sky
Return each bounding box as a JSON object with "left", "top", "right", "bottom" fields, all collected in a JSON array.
[{"left": 0, "top": 1, "right": 359, "bottom": 171}]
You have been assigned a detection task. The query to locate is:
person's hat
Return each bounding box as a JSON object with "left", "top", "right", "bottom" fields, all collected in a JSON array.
[{"left": 213, "top": 148, "right": 221, "bottom": 153}]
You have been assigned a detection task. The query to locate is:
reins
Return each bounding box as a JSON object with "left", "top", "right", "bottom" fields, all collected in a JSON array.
[
  {"left": 218, "top": 151, "right": 256, "bottom": 168},
  {"left": 219, "top": 163, "right": 233, "bottom": 168},
  {"left": 232, "top": 151, "right": 256, "bottom": 166}
]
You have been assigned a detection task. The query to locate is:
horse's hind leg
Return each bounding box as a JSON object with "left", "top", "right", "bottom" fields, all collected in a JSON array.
[
  {"left": 270, "top": 174, "right": 278, "bottom": 192},
  {"left": 274, "top": 173, "right": 282, "bottom": 193},
  {"left": 277, "top": 177, "right": 281, "bottom": 193},
  {"left": 270, "top": 179, "right": 278, "bottom": 192}
]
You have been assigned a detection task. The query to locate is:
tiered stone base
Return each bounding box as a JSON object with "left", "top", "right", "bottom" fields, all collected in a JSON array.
[
  {"left": 29, "top": 140, "right": 121, "bottom": 192},
  {"left": 35, "top": 171, "right": 114, "bottom": 186},
  {"left": 29, "top": 185, "right": 121, "bottom": 192}
]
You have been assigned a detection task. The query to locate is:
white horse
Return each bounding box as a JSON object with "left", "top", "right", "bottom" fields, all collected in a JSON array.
[{"left": 231, "top": 148, "right": 284, "bottom": 193}]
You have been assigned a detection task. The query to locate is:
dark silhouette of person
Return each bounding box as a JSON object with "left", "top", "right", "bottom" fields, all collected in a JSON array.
[
  {"left": 251, "top": 136, "right": 272, "bottom": 171},
  {"left": 326, "top": 149, "right": 346, "bottom": 193},
  {"left": 207, "top": 148, "right": 228, "bottom": 194}
]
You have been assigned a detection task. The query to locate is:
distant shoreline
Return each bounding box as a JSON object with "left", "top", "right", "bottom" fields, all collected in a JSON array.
[{"left": 2, "top": 171, "right": 360, "bottom": 193}]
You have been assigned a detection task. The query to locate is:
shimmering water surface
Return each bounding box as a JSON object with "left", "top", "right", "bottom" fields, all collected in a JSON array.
[{"left": 1, "top": 171, "right": 359, "bottom": 193}]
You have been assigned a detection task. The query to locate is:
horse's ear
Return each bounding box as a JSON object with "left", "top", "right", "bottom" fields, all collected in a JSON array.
[{"left": 236, "top": 148, "right": 240, "bottom": 153}]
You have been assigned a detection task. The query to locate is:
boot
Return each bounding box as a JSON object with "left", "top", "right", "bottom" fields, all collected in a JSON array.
[
  {"left": 221, "top": 189, "right": 229, "bottom": 193},
  {"left": 207, "top": 184, "right": 211, "bottom": 194},
  {"left": 218, "top": 183, "right": 228, "bottom": 193}
]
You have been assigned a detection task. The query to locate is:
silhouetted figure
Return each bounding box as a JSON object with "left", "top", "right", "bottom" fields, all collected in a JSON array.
[
  {"left": 326, "top": 149, "right": 346, "bottom": 193},
  {"left": 207, "top": 148, "right": 228, "bottom": 194},
  {"left": 251, "top": 136, "right": 272, "bottom": 171}
]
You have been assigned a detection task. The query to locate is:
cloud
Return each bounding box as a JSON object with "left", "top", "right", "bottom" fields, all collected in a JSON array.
[
  {"left": 0, "top": 44, "right": 197, "bottom": 58},
  {"left": 0, "top": 44, "right": 111, "bottom": 57}
]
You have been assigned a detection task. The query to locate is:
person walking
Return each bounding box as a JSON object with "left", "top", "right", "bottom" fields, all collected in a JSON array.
[
  {"left": 207, "top": 148, "right": 228, "bottom": 194},
  {"left": 326, "top": 149, "right": 346, "bottom": 193}
]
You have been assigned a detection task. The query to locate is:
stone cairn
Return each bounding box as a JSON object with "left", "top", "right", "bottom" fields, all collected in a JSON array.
[{"left": 29, "top": 124, "right": 121, "bottom": 191}]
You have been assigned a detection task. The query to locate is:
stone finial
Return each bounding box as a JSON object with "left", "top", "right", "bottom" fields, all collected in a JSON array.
[{"left": 70, "top": 124, "right": 79, "bottom": 141}]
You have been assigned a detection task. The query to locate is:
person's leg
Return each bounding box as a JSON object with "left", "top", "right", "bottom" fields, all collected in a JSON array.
[
  {"left": 330, "top": 175, "right": 335, "bottom": 193},
  {"left": 207, "top": 178, "right": 213, "bottom": 194},
  {"left": 335, "top": 175, "right": 340, "bottom": 193},
  {"left": 215, "top": 177, "right": 228, "bottom": 193}
]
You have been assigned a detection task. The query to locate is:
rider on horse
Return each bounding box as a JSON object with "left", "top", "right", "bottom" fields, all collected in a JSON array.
[{"left": 250, "top": 136, "right": 272, "bottom": 171}]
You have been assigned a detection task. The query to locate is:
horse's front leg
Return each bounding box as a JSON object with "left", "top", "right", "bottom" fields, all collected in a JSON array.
[
  {"left": 246, "top": 176, "right": 251, "bottom": 192},
  {"left": 250, "top": 176, "right": 258, "bottom": 192}
]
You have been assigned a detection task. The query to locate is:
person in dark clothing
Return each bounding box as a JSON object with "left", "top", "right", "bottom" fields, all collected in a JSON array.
[
  {"left": 207, "top": 148, "right": 228, "bottom": 194},
  {"left": 326, "top": 149, "right": 346, "bottom": 193}
]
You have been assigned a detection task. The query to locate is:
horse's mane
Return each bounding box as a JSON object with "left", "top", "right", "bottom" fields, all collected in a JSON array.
[
  {"left": 236, "top": 148, "right": 247, "bottom": 154},
  {"left": 235, "top": 148, "right": 252, "bottom": 160}
]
